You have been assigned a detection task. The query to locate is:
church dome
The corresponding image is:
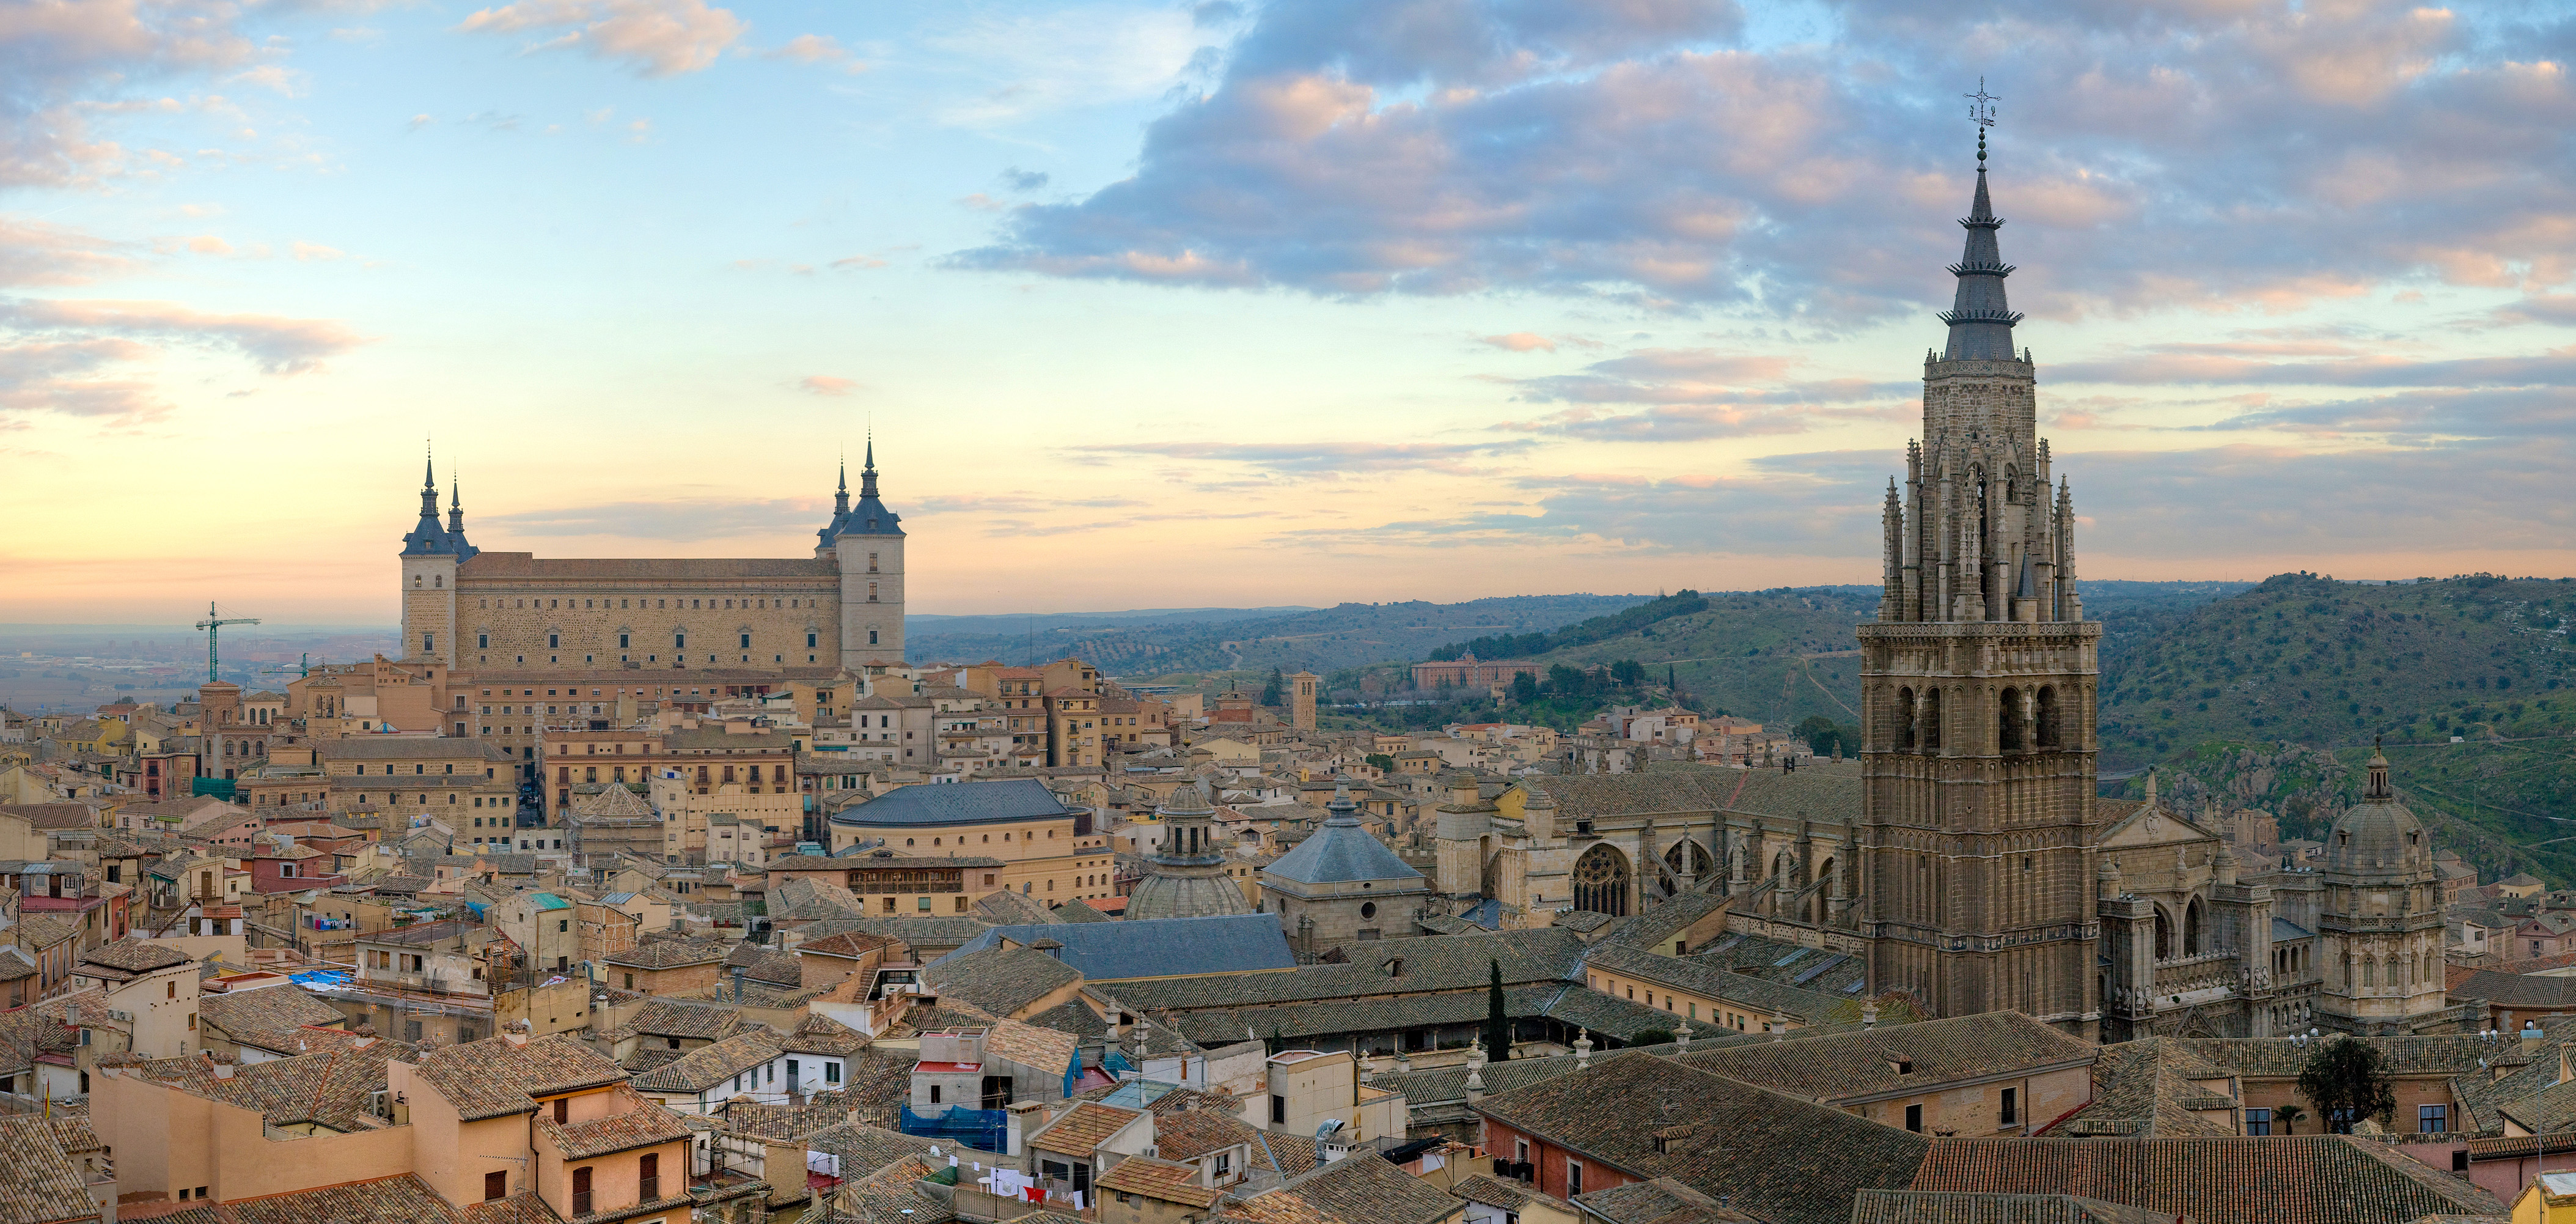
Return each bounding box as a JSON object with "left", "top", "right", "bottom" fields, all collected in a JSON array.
[
  {"left": 2325, "top": 743, "right": 2429, "bottom": 876},
  {"left": 1157, "top": 780, "right": 1214, "bottom": 817}
]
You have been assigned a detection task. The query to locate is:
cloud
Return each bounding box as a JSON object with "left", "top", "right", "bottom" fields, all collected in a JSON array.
[
  {"left": 952, "top": 0, "right": 2576, "bottom": 324},
  {"left": 766, "top": 32, "right": 862, "bottom": 73},
  {"left": 0, "top": 336, "right": 166, "bottom": 424},
  {"left": 0, "top": 298, "right": 365, "bottom": 374},
  {"left": 0, "top": 218, "right": 134, "bottom": 286},
  {"left": 1479, "top": 332, "right": 1555, "bottom": 353},
  {"left": 1481, "top": 345, "right": 1908, "bottom": 440},
  {"left": 827, "top": 254, "right": 888, "bottom": 271},
  {"left": 0, "top": 0, "right": 263, "bottom": 188},
  {"left": 290, "top": 241, "right": 344, "bottom": 262},
  {"left": 1000, "top": 166, "right": 1049, "bottom": 192},
  {"left": 482, "top": 496, "right": 820, "bottom": 542},
  {"left": 797, "top": 375, "right": 857, "bottom": 396},
  {"left": 1069, "top": 438, "right": 1535, "bottom": 476},
  {"left": 455, "top": 0, "right": 747, "bottom": 78},
  {"left": 2053, "top": 347, "right": 2576, "bottom": 389}
]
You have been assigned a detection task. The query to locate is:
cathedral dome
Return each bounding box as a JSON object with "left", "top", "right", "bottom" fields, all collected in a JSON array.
[{"left": 2324, "top": 744, "right": 2429, "bottom": 876}]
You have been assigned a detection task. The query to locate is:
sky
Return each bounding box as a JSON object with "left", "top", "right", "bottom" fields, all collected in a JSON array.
[{"left": 2, "top": 0, "right": 2573, "bottom": 625}]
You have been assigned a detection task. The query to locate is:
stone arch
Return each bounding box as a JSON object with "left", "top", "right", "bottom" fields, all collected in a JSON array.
[
  {"left": 2153, "top": 904, "right": 2174, "bottom": 960},
  {"left": 1573, "top": 844, "right": 1631, "bottom": 917},
  {"left": 2035, "top": 685, "right": 2061, "bottom": 748},
  {"left": 2183, "top": 896, "right": 2204, "bottom": 956},
  {"left": 1811, "top": 856, "right": 1836, "bottom": 924},
  {"left": 1921, "top": 688, "right": 1942, "bottom": 751},
  {"left": 1999, "top": 687, "right": 2026, "bottom": 751},
  {"left": 1896, "top": 687, "right": 1917, "bottom": 750}
]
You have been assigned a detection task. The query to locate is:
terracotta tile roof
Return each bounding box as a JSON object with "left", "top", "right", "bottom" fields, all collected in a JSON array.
[
  {"left": 2054, "top": 1039, "right": 2237, "bottom": 1138},
  {"left": 1095, "top": 1157, "right": 1219, "bottom": 1209},
  {"left": 413, "top": 1034, "right": 626, "bottom": 1121},
  {"left": 1474, "top": 1050, "right": 1929, "bottom": 1224},
  {"left": 127, "top": 1036, "right": 406, "bottom": 1131},
  {"left": 1851, "top": 1190, "right": 2182, "bottom": 1223},
  {"left": 794, "top": 932, "right": 895, "bottom": 960},
  {"left": 629, "top": 1030, "right": 783, "bottom": 1095},
  {"left": 198, "top": 986, "right": 343, "bottom": 1052},
  {"left": 1908, "top": 1136, "right": 2504, "bottom": 1224},
  {"left": 803, "top": 1121, "right": 938, "bottom": 1174},
  {"left": 784, "top": 1013, "right": 868, "bottom": 1056},
  {"left": 1674, "top": 1012, "right": 2096, "bottom": 1105},
  {"left": 535, "top": 1085, "right": 691, "bottom": 1159},
  {"left": 0, "top": 1113, "right": 98, "bottom": 1224},
  {"left": 923, "top": 944, "right": 1079, "bottom": 1017},
  {"left": 602, "top": 999, "right": 751, "bottom": 1043},
  {"left": 605, "top": 936, "right": 732, "bottom": 970},
  {"left": 1571, "top": 1176, "right": 1761, "bottom": 1223},
  {"left": 980, "top": 1016, "right": 1080, "bottom": 1077},
  {"left": 722, "top": 1090, "right": 875, "bottom": 1143},
  {"left": 78, "top": 937, "right": 191, "bottom": 975},
  {"left": 1226, "top": 1150, "right": 1460, "bottom": 1224},
  {"left": 220, "top": 1173, "right": 483, "bottom": 1223},
  {"left": 1027, "top": 1101, "right": 1145, "bottom": 1157}
]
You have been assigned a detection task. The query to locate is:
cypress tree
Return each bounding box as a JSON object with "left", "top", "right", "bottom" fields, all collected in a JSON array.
[{"left": 1483, "top": 959, "right": 1511, "bottom": 1059}]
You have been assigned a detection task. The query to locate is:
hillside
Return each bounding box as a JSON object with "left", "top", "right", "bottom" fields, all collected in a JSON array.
[
  {"left": 1347, "top": 580, "right": 2250, "bottom": 732},
  {"left": 909, "top": 595, "right": 1649, "bottom": 677},
  {"left": 2096, "top": 573, "right": 2576, "bottom": 883}
]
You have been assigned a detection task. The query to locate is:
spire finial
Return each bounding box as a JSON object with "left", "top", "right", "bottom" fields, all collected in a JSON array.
[
  {"left": 864, "top": 430, "right": 875, "bottom": 473},
  {"left": 838, "top": 450, "right": 848, "bottom": 493},
  {"left": 423, "top": 438, "right": 435, "bottom": 490},
  {"left": 1966, "top": 78, "right": 1997, "bottom": 169}
]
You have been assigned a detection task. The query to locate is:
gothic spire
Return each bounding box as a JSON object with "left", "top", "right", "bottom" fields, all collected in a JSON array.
[
  {"left": 833, "top": 455, "right": 851, "bottom": 516},
  {"left": 860, "top": 433, "right": 878, "bottom": 499},
  {"left": 1937, "top": 126, "right": 2023, "bottom": 361}
]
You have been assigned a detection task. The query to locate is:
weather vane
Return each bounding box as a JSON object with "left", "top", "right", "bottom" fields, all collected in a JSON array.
[{"left": 1965, "top": 78, "right": 2000, "bottom": 129}]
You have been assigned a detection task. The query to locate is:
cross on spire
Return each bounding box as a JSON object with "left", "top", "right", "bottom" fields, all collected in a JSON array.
[{"left": 1965, "top": 78, "right": 1999, "bottom": 129}]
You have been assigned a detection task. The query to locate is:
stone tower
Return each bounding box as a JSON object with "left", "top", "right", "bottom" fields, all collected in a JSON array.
[
  {"left": 398, "top": 452, "right": 473, "bottom": 665},
  {"left": 816, "top": 441, "right": 906, "bottom": 673},
  {"left": 2316, "top": 743, "right": 2448, "bottom": 1034},
  {"left": 1290, "top": 671, "right": 1319, "bottom": 732},
  {"left": 1857, "top": 128, "right": 2102, "bottom": 1036}
]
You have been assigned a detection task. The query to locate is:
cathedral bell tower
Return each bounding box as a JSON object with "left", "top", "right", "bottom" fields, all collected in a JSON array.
[
  {"left": 1858, "top": 107, "right": 2103, "bottom": 1036},
  {"left": 399, "top": 450, "right": 463, "bottom": 665}
]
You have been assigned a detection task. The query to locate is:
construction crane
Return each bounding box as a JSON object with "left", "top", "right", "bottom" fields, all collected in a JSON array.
[
  {"left": 194, "top": 602, "right": 260, "bottom": 682},
  {"left": 260, "top": 653, "right": 316, "bottom": 681}
]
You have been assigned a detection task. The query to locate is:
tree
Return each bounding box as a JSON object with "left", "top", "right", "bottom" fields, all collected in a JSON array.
[
  {"left": 1261, "top": 668, "right": 1285, "bottom": 706},
  {"left": 2273, "top": 1104, "right": 2308, "bottom": 1135},
  {"left": 1629, "top": 1028, "right": 1674, "bottom": 1048},
  {"left": 1510, "top": 672, "right": 1541, "bottom": 705},
  {"left": 2297, "top": 1037, "right": 2396, "bottom": 1132},
  {"left": 1484, "top": 959, "right": 1512, "bottom": 1060},
  {"left": 1365, "top": 753, "right": 1396, "bottom": 773}
]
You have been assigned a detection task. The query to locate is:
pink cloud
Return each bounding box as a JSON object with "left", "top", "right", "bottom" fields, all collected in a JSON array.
[
  {"left": 1479, "top": 332, "right": 1556, "bottom": 352},
  {"left": 2, "top": 298, "right": 366, "bottom": 374},
  {"left": 455, "top": 0, "right": 746, "bottom": 78},
  {"left": 798, "top": 375, "right": 857, "bottom": 396}
]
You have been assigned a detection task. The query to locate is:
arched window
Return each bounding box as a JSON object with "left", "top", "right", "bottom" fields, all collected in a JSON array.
[
  {"left": 2183, "top": 897, "right": 2204, "bottom": 956},
  {"left": 1572, "top": 844, "right": 1631, "bottom": 917},
  {"left": 1999, "top": 688, "right": 2026, "bottom": 751},
  {"left": 1922, "top": 689, "right": 1942, "bottom": 751},
  {"left": 2153, "top": 906, "right": 2172, "bottom": 960},
  {"left": 2035, "top": 685, "right": 2060, "bottom": 748},
  {"left": 1897, "top": 688, "right": 1917, "bottom": 750}
]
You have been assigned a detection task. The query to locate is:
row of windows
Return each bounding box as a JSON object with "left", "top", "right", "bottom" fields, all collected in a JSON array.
[
  {"left": 477, "top": 632, "right": 827, "bottom": 651},
  {"left": 475, "top": 595, "right": 818, "bottom": 610}
]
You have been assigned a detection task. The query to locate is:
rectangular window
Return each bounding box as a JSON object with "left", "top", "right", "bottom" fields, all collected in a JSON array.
[
  {"left": 485, "top": 1170, "right": 507, "bottom": 1201},
  {"left": 1566, "top": 1160, "right": 1582, "bottom": 1196},
  {"left": 571, "top": 1167, "right": 592, "bottom": 1218},
  {"left": 1271, "top": 1095, "right": 1286, "bottom": 1125},
  {"left": 638, "top": 1152, "right": 659, "bottom": 1203},
  {"left": 807, "top": 632, "right": 818, "bottom": 648},
  {"left": 620, "top": 634, "right": 631, "bottom": 648},
  {"left": 2420, "top": 1104, "right": 2448, "bottom": 1134},
  {"left": 2245, "top": 1107, "right": 2272, "bottom": 1136},
  {"left": 826, "top": 1061, "right": 841, "bottom": 1083},
  {"left": 1999, "top": 1086, "right": 2017, "bottom": 1126},
  {"left": 739, "top": 633, "right": 752, "bottom": 648},
  {"left": 1906, "top": 1104, "right": 1923, "bottom": 1133},
  {"left": 548, "top": 633, "right": 560, "bottom": 649},
  {"left": 477, "top": 633, "right": 489, "bottom": 649}
]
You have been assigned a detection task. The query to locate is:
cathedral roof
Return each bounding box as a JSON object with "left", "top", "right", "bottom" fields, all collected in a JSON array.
[{"left": 1264, "top": 781, "right": 1423, "bottom": 887}]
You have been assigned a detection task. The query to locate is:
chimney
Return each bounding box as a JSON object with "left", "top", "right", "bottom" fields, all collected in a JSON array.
[{"left": 1005, "top": 1101, "right": 1043, "bottom": 1156}]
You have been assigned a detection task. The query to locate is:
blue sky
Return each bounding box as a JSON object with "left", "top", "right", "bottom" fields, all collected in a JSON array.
[{"left": 3, "top": 0, "right": 2572, "bottom": 624}]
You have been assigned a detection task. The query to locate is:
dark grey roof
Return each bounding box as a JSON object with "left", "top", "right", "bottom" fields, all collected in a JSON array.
[
  {"left": 827, "top": 778, "right": 1070, "bottom": 828},
  {"left": 1262, "top": 816, "right": 1424, "bottom": 886},
  {"left": 1104, "top": 927, "right": 1586, "bottom": 1012},
  {"left": 1851, "top": 1190, "right": 2182, "bottom": 1224},
  {"left": 2271, "top": 916, "right": 2314, "bottom": 942},
  {"left": 930, "top": 915, "right": 1294, "bottom": 983}
]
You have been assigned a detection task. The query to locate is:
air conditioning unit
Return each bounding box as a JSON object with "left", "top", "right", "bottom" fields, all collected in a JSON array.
[{"left": 106, "top": 1009, "right": 134, "bottom": 1023}]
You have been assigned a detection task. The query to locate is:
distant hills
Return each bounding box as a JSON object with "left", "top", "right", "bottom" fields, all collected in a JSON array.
[{"left": 906, "top": 595, "right": 1649, "bottom": 677}]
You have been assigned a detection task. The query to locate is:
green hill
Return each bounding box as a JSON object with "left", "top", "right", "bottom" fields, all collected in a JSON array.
[
  {"left": 948, "top": 594, "right": 1653, "bottom": 679},
  {"left": 2097, "top": 572, "right": 2576, "bottom": 884}
]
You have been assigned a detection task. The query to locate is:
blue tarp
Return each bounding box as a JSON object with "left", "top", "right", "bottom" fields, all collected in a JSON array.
[
  {"left": 290, "top": 970, "right": 351, "bottom": 988},
  {"left": 900, "top": 1105, "right": 1005, "bottom": 1153}
]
